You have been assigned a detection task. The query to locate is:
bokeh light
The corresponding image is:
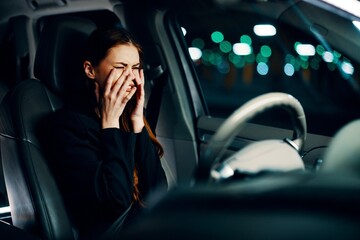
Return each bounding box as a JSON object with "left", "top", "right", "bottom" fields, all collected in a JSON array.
[
  {"left": 295, "top": 44, "right": 315, "bottom": 56},
  {"left": 229, "top": 52, "right": 245, "bottom": 68},
  {"left": 192, "top": 38, "right": 205, "bottom": 49},
  {"left": 316, "top": 45, "right": 325, "bottom": 55},
  {"left": 257, "top": 62, "right": 269, "bottom": 75},
  {"left": 233, "top": 43, "right": 251, "bottom": 55},
  {"left": 181, "top": 27, "right": 187, "bottom": 36},
  {"left": 240, "top": 35, "right": 252, "bottom": 45},
  {"left": 260, "top": 45, "right": 272, "bottom": 58},
  {"left": 341, "top": 61, "right": 354, "bottom": 75},
  {"left": 256, "top": 53, "right": 268, "bottom": 64},
  {"left": 217, "top": 61, "right": 230, "bottom": 74},
  {"left": 245, "top": 53, "right": 256, "bottom": 63},
  {"left": 323, "top": 51, "right": 334, "bottom": 62},
  {"left": 284, "top": 63, "right": 295, "bottom": 76},
  {"left": 220, "top": 41, "right": 232, "bottom": 53},
  {"left": 188, "top": 47, "right": 202, "bottom": 61},
  {"left": 211, "top": 31, "right": 224, "bottom": 43},
  {"left": 253, "top": 24, "right": 276, "bottom": 36}
]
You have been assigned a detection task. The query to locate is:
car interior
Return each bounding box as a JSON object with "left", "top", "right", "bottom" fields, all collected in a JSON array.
[{"left": 0, "top": 0, "right": 360, "bottom": 239}]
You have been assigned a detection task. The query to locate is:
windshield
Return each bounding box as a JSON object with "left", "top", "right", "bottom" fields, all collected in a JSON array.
[{"left": 179, "top": 3, "right": 360, "bottom": 136}]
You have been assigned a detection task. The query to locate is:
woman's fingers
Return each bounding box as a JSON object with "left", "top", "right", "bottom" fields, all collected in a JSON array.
[
  {"left": 104, "top": 68, "right": 118, "bottom": 96},
  {"left": 133, "top": 69, "right": 145, "bottom": 102},
  {"left": 118, "top": 75, "right": 137, "bottom": 102},
  {"left": 130, "top": 69, "right": 145, "bottom": 133},
  {"left": 103, "top": 69, "right": 132, "bottom": 105},
  {"left": 110, "top": 68, "right": 133, "bottom": 94},
  {"left": 123, "top": 86, "right": 137, "bottom": 104},
  {"left": 132, "top": 69, "right": 145, "bottom": 88},
  {"left": 100, "top": 68, "right": 141, "bottom": 129}
]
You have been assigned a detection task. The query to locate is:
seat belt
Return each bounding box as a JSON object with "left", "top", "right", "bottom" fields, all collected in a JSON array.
[{"left": 145, "top": 65, "right": 168, "bottom": 134}]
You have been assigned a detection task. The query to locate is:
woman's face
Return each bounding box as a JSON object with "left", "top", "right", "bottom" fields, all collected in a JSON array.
[{"left": 89, "top": 44, "right": 140, "bottom": 90}]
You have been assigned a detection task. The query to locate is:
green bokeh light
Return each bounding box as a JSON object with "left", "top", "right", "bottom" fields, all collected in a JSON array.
[
  {"left": 192, "top": 38, "right": 205, "bottom": 49},
  {"left": 260, "top": 45, "right": 272, "bottom": 58},
  {"left": 297, "top": 56, "right": 309, "bottom": 69},
  {"left": 201, "top": 49, "right": 212, "bottom": 63},
  {"left": 310, "top": 58, "right": 320, "bottom": 70},
  {"left": 228, "top": 52, "right": 239, "bottom": 63},
  {"left": 328, "top": 62, "right": 336, "bottom": 71},
  {"left": 300, "top": 60, "right": 309, "bottom": 69},
  {"left": 332, "top": 50, "right": 341, "bottom": 64},
  {"left": 219, "top": 41, "right": 232, "bottom": 53},
  {"left": 210, "top": 52, "right": 222, "bottom": 65},
  {"left": 211, "top": 31, "right": 224, "bottom": 43},
  {"left": 333, "top": 50, "right": 342, "bottom": 59},
  {"left": 299, "top": 55, "right": 309, "bottom": 61},
  {"left": 256, "top": 53, "right": 268, "bottom": 63},
  {"left": 294, "top": 42, "right": 301, "bottom": 50},
  {"left": 245, "top": 53, "right": 256, "bottom": 63},
  {"left": 316, "top": 45, "right": 325, "bottom": 55},
  {"left": 229, "top": 52, "right": 245, "bottom": 68},
  {"left": 240, "top": 35, "right": 252, "bottom": 45},
  {"left": 285, "top": 54, "right": 295, "bottom": 64}
]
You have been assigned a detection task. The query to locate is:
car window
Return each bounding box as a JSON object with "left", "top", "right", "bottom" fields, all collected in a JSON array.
[{"left": 178, "top": 10, "right": 360, "bottom": 137}]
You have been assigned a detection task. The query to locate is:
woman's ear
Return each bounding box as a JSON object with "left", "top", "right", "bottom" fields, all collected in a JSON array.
[{"left": 84, "top": 61, "right": 96, "bottom": 79}]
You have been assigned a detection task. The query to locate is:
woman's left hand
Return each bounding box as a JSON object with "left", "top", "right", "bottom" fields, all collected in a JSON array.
[{"left": 131, "top": 69, "right": 145, "bottom": 133}]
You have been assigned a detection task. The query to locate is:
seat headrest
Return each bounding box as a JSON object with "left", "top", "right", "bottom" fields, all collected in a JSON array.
[
  {"left": 34, "top": 16, "right": 97, "bottom": 95},
  {"left": 322, "top": 119, "right": 360, "bottom": 175}
]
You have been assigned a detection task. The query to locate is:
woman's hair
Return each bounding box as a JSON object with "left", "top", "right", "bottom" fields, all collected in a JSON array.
[
  {"left": 84, "top": 28, "right": 143, "bottom": 67},
  {"left": 84, "top": 28, "right": 164, "bottom": 203}
]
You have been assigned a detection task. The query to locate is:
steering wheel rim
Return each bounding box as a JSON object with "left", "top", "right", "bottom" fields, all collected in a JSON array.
[{"left": 197, "top": 92, "right": 306, "bottom": 182}]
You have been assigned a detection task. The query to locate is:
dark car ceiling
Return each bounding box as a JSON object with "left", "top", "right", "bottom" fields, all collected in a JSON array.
[{"left": 128, "top": 0, "right": 301, "bottom": 19}]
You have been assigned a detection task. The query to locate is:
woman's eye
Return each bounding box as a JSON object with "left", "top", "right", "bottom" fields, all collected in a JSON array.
[{"left": 114, "top": 66, "right": 125, "bottom": 69}]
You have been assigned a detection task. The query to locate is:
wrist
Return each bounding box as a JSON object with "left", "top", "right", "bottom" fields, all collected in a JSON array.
[
  {"left": 102, "top": 120, "right": 120, "bottom": 129},
  {"left": 132, "top": 121, "right": 144, "bottom": 133}
]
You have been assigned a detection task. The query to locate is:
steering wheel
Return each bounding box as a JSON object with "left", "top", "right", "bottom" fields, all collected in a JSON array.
[{"left": 197, "top": 92, "right": 307, "bottom": 183}]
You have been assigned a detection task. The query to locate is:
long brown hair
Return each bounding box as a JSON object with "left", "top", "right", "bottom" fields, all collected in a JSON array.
[{"left": 84, "top": 27, "right": 164, "bottom": 203}]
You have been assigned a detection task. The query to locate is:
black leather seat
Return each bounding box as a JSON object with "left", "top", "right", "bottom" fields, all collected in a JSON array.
[
  {"left": 0, "top": 220, "right": 40, "bottom": 240},
  {"left": 0, "top": 16, "right": 96, "bottom": 239}
]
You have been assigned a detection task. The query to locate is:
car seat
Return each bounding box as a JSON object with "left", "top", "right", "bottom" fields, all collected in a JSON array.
[
  {"left": 321, "top": 119, "right": 360, "bottom": 175},
  {"left": 0, "top": 16, "right": 96, "bottom": 239}
]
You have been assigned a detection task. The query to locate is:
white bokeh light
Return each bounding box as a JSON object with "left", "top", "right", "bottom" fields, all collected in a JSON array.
[
  {"left": 341, "top": 61, "right": 354, "bottom": 75},
  {"left": 233, "top": 43, "right": 251, "bottom": 55},
  {"left": 188, "top": 47, "right": 202, "bottom": 61},
  {"left": 181, "top": 27, "right": 187, "bottom": 36},
  {"left": 253, "top": 24, "right": 277, "bottom": 36},
  {"left": 322, "top": 51, "right": 334, "bottom": 62},
  {"left": 296, "top": 44, "right": 315, "bottom": 56}
]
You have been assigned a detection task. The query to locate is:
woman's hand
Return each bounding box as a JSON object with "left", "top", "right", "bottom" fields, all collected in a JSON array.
[
  {"left": 96, "top": 68, "right": 137, "bottom": 129},
  {"left": 131, "top": 69, "right": 145, "bottom": 133}
]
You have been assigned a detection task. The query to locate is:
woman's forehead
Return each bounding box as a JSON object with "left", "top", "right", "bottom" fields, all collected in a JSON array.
[{"left": 106, "top": 44, "right": 140, "bottom": 64}]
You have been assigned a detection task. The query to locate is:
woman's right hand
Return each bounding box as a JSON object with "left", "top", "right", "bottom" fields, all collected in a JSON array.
[{"left": 96, "top": 68, "right": 137, "bottom": 129}]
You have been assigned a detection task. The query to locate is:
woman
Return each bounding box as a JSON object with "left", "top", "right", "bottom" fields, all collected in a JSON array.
[{"left": 49, "top": 28, "right": 167, "bottom": 238}]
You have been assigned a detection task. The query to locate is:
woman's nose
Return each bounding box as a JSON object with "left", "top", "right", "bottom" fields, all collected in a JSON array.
[{"left": 126, "top": 67, "right": 135, "bottom": 78}]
